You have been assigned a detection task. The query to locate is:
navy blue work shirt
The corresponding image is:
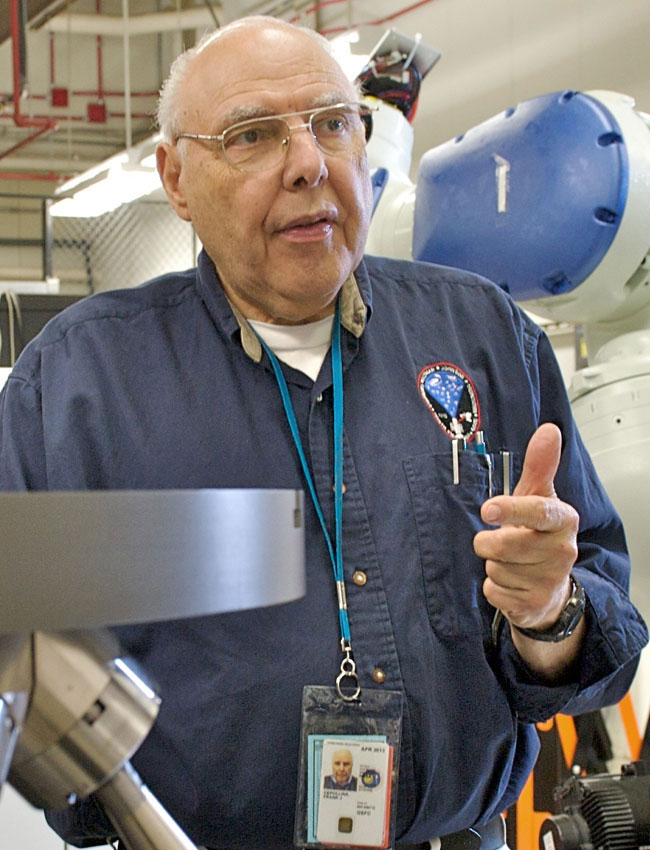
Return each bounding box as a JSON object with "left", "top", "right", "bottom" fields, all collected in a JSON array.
[{"left": 0, "top": 251, "right": 646, "bottom": 848}]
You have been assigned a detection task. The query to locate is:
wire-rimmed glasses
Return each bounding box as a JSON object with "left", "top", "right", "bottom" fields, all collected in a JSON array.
[{"left": 175, "top": 102, "right": 375, "bottom": 173}]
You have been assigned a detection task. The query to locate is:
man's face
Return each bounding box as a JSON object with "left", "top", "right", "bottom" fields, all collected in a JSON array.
[
  {"left": 332, "top": 749, "right": 353, "bottom": 785},
  {"left": 158, "top": 23, "right": 374, "bottom": 324}
]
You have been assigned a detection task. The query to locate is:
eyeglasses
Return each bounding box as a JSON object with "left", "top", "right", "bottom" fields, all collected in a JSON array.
[{"left": 175, "top": 102, "right": 375, "bottom": 173}]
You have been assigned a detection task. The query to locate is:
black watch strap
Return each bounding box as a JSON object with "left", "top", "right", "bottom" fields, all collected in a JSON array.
[{"left": 512, "top": 576, "right": 586, "bottom": 643}]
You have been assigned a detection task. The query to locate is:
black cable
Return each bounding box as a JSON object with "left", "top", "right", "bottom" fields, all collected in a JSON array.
[{"left": 356, "top": 54, "right": 422, "bottom": 121}]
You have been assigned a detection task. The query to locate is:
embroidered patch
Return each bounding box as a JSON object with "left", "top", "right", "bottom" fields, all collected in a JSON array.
[{"left": 418, "top": 362, "right": 480, "bottom": 440}]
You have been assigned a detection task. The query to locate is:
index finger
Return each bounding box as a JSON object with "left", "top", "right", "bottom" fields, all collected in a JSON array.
[{"left": 481, "top": 494, "right": 579, "bottom": 533}]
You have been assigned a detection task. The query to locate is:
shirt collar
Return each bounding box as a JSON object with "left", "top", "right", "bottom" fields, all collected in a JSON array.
[{"left": 197, "top": 250, "right": 368, "bottom": 364}]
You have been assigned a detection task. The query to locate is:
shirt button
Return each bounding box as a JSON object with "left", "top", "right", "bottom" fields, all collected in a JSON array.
[
  {"left": 332, "top": 482, "right": 347, "bottom": 494},
  {"left": 352, "top": 571, "right": 367, "bottom": 587},
  {"left": 316, "top": 393, "right": 323, "bottom": 402},
  {"left": 372, "top": 667, "right": 386, "bottom": 684}
]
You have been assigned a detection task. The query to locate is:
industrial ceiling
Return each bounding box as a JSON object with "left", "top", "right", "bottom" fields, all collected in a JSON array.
[{"left": 1, "top": 0, "right": 649, "bottom": 194}]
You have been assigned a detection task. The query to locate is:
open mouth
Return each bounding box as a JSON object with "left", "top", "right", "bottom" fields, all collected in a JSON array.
[{"left": 279, "top": 215, "right": 335, "bottom": 241}]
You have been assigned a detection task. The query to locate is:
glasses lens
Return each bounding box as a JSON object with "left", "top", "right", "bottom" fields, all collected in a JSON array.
[
  {"left": 311, "top": 105, "right": 367, "bottom": 155},
  {"left": 219, "top": 105, "right": 369, "bottom": 172},
  {"left": 222, "top": 118, "right": 287, "bottom": 171}
]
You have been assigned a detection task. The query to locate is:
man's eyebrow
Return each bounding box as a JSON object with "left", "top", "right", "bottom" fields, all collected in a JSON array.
[
  {"left": 220, "top": 105, "right": 276, "bottom": 126},
  {"left": 219, "top": 92, "right": 354, "bottom": 128},
  {"left": 310, "top": 91, "right": 354, "bottom": 108}
]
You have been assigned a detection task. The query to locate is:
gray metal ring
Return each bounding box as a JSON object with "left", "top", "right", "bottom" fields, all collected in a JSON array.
[{"left": 335, "top": 669, "right": 361, "bottom": 702}]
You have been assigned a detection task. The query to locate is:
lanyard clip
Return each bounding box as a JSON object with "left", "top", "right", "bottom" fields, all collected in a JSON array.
[{"left": 336, "top": 641, "right": 361, "bottom": 702}]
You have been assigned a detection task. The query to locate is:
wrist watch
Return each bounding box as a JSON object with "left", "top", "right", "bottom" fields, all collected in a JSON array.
[{"left": 513, "top": 576, "right": 586, "bottom": 643}]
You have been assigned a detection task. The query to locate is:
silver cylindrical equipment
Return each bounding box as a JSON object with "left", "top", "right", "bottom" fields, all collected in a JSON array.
[
  {"left": 0, "top": 489, "right": 306, "bottom": 633},
  {"left": 9, "top": 630, "right": 159, "bottom": 809},
  {"left": 0, "top": 489, "right": 305, "bottom": 850},
  {"left": 7, "top": 629, "right": 199, "bottom": 849},
  {"left": 97, "top": 761, "right": 198, "bottom": 850}
]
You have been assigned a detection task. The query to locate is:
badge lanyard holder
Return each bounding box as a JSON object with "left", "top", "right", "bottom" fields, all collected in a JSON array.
[
  {"left": 256, "top": 302, "right": 402, "bottom": 850},
  {"left": 294, "top": 686, "right": 403, "bottom": 850}
]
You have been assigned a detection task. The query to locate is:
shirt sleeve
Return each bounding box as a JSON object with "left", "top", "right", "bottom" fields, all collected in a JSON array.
[
  {"left": 0, "top": 364, "right": 48, "bottom": 491},
  {"left": 491, "top": 327, "right": 648, "bottom": 723}
]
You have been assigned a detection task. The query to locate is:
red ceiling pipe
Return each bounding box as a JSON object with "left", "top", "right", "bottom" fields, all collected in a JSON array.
[
  {"left": 0, "top": 169, "right": 66, "bottom": 182},
  {"left": 0, "top": 123, "right": 57, "bottom": 159},
  {"left": 2, "top": 0, "right": 59, "bottom": 161},
  {"left": 71, "top": 90, "right": 159, "bottom": 97},
  {"left": 1, "top": 89, "right": 159, "bottom": 99}
]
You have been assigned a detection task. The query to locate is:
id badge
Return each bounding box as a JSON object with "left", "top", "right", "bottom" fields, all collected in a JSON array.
[{"left": 295, "top": 685, "right": 403, "bottom": 849}]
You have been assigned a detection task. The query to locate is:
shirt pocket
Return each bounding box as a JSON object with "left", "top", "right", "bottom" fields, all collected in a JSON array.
[{"left": 404, "top": 449, "right": 514, "bottom": 638}]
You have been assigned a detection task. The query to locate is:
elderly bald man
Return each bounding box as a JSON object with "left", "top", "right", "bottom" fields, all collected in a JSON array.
[{"left": 0, "top": 14, "right": 645, "bottom": 850}]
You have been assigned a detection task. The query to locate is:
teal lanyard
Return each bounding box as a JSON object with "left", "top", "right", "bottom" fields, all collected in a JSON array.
[{"left": 255, "top": 299, "right": 360, "bottom": 701}]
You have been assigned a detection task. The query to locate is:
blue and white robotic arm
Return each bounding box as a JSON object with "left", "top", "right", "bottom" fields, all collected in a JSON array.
[
  {"left": 411, "top": 89, "right": 650, "bottom": 336},
  {"left": 368, "top": 86, "right": 650, "bottom": 335}
]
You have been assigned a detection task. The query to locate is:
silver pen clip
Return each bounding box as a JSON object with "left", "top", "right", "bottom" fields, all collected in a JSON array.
[
  {"left": 501, "top": 451, "right": 511, "bottom": 496},
  {"left": 452, "top": 437, "right": 465, "bottom": 484}
]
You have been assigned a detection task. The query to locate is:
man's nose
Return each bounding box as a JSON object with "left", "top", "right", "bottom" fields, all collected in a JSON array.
[{"left": 282, "top": 122, "right": 328, "bottom": 188}]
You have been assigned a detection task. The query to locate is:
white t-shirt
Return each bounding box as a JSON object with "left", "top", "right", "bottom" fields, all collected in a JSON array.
[{"left": 248, "top": 314, "right": 335, "bottom": 381}]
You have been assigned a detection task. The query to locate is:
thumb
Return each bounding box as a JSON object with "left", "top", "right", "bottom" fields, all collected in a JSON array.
[{"left": 514, "top": 423, "right": 562, "bottom": 498}]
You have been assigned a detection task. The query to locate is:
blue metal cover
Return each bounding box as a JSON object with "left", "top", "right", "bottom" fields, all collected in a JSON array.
[{"left": 413, "top": 91, "right": 629, "bottom": 300}]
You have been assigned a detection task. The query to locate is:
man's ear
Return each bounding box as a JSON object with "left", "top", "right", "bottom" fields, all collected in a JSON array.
[{"left": 156, "top": 142, "right": 191, "bottom": 222}]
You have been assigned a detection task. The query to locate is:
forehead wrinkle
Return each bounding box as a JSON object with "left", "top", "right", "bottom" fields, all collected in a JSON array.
[{"left": 219, "top": 91, "right": 355, "bottom": 129}]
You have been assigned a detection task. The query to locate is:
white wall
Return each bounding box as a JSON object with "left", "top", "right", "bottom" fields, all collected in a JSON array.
[{"left": 0, "top": 786, "right": 71, "bottom": 850}]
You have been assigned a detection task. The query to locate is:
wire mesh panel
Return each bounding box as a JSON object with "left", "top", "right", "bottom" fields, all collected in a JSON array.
[
  {"left": 0, "top": 194, "right": 48, "bottom": 284},
  {"left": 52, "top": 198, "right": 198, "bottom": 295}
]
